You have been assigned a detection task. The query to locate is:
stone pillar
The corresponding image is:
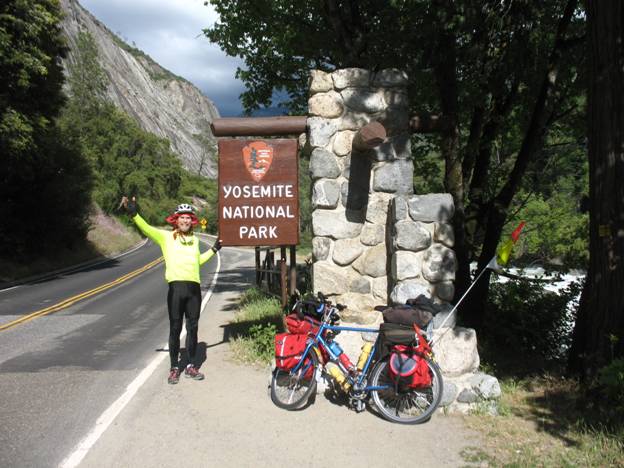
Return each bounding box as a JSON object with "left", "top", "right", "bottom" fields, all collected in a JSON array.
[
  {"left": 306, "top": 68, "right": 500, "bottom": 413},
  {"left": 389, "top": 193, "right": 458, "bottom": 329},
  {"left": 308, "top": 68, "right": 412, "bottom": 323}
]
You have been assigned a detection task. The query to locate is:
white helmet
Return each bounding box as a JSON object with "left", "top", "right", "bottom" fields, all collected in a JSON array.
[{"left": 175, "top": 203, "right": 194, "bottom": 215}]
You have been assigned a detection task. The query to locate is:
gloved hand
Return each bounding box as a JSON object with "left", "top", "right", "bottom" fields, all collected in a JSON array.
[
  {"left": 119, "top": 196, "right": 138, "bottom": 217},
  {"left": 211, "top": 238, "right": 222, "bottom": 253}
]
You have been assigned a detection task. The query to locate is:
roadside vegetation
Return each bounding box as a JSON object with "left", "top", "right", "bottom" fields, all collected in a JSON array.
[
  {"left": 464, "top": 278, "right": 624, "bottom": 466},
  {"left": 228, "top": 288, "right": 284, "bottom": 365},
  {"left": 463, "top": 376, "right": 624, "bottom": 466},
  {"left": 0, "top": 7, "right": 218, "bottom": 282}
]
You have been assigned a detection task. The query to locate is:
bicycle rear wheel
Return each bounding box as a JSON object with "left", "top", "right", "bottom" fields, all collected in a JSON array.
[
  {"left": 369, "top": 354, "right": 443, "bottom": 424},
  {"left": 270, "top": 348, "right": 318, "bottom": 410}
]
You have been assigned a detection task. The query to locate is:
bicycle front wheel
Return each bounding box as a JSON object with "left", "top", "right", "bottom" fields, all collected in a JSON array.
[
  {"left": 369, "top": 354, "right": 443, "bottom": 424},
  {"left": 270, "top": 347, "right": 318, "bottom": 410}
]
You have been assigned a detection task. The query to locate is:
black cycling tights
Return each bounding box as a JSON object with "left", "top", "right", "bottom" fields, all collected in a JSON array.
[{"left": 167, "top": 281, "right": 201, "bottom": 368}]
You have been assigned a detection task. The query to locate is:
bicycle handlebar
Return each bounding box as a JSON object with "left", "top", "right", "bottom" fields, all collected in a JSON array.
[{"left": 292, "top": 292, "right": 347, "bottom": 323}]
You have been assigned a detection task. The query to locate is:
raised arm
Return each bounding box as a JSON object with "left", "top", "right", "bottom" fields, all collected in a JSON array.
[
  {"left": 120, "top": 196, "right": 166, "bottom": 247},
  {"left": 200, "top": 238, "right": 222, "bottom": 265}
]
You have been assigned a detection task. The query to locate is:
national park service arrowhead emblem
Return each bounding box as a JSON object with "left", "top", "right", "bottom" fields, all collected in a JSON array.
[{"left": 242, "top": 141, "right": 274, "bottom": 182}]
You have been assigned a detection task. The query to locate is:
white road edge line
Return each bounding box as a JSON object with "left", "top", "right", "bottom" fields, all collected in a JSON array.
[{"left": 59, "top": 250, "right": 221, "bottom": 468}]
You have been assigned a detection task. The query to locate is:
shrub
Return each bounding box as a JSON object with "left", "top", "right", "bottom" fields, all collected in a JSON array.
[
  {"left": 230, "top": 288, "right": 284, "bottom": 365},
  {"left": 247, "top": 323, "right": 279, "bottom": 362},
  {"left": 598, "top": 358, "right": 624, "bottom": 419},
  {"left": 482, "top": 277, "right": 582, "bottom": 373}
]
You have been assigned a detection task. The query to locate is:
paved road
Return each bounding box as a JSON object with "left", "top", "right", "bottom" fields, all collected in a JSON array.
[
  {"left": 0, "top": 242, "right": 480, "bottom": 467},
  {"left": 0, "top": 239, "right": 218, "bottom": 468}
]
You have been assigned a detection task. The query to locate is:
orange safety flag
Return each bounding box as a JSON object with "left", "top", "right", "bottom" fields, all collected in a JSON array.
[{"left": 496, "top": 221, "right": 526, "bottom": 266}]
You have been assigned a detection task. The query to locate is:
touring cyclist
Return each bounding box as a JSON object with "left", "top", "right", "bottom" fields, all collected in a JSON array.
[{"left": 120, "top": 196, "right": 221, "bottom": 384}]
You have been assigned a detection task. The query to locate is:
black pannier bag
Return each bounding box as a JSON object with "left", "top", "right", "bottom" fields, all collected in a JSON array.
[
  {"left": 376, "top": 323, "right": 419, "bottom": 359},
  {"left": 381, "top": 294, "right": 435, "bottom": 328}
]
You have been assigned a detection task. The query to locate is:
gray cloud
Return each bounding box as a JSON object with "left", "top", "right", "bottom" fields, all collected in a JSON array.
[{"left": 79, "top": 0, "right": 245, "bottom": 116}]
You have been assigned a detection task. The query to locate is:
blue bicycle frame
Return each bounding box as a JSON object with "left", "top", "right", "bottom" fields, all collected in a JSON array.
[{"left": 290, "top": 319, "right": 389, "bottom": 392}]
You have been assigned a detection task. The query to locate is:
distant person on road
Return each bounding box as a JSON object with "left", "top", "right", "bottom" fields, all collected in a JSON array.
[{"left": 120, "top": 196, "right": 221, "bottom": 385}]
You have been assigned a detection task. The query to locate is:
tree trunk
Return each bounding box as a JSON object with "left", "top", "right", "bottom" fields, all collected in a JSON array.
[
  {"left": 429, "top": 4, "right": 473, "bottom": 314},
  {"left": 460, "top": 0, "right": 578, "bottom": 329},
  {"left": 569, "top": 0, "right": 624, "bottom": 375}
]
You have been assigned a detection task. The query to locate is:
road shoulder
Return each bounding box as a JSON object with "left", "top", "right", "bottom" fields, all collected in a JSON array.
[{"left": 75, "top": 248, "right": 480, "bottom": 467}]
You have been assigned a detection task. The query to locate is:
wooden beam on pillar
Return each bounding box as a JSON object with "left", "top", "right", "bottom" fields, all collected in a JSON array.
[
  {"left": 210, "top": 116, "right": 307, "bottom": 137},
  {"left": 352, "top": 121, "right": 387, "bottom": 151}
]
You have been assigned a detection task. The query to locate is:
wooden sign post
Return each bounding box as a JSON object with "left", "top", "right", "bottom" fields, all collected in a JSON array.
[{"left": 218, "top": 139, "right": 299, "bottom": 247}]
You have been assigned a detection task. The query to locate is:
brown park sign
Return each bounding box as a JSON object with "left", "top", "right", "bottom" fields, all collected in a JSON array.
[{"left": 218, "top": 139, "right": 299, "bottom": 246}]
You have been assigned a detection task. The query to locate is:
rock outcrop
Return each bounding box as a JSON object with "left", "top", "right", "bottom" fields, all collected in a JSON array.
[{"left": 60, "top": 0, "right": 220, "bottom": 177}]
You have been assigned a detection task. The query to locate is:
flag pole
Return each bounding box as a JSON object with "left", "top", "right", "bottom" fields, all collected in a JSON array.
[
  {"left": 431, "top": 257, "right": 497, "bottom": 344},
  {"left": 430, "top": 221, "right": 525, "bottom": 346}
]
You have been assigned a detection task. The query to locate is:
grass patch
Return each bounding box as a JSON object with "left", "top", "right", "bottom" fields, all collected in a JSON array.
[
  {"left": 463, "top": 375, "right": 624, "bottom": 466},
  {"left": 87, "top": 211, "right": 142, "bottom": 256},
  {"left": 228, "top": 288, "right": 284, "bottom": 365}
]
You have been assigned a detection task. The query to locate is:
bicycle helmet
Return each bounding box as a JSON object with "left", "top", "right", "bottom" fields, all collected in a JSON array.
[
  {"left": 175, "top": 203, "right": 194, "bottom": 215},
  {"left": 165, "top": 203, "right": 199, "bottom": 226}
]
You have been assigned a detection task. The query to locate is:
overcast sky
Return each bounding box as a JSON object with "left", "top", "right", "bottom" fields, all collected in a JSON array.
[{"left": 79, "top": 0, "right": 246, "bottom": 116}]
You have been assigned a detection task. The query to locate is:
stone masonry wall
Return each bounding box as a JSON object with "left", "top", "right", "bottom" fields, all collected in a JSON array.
[
  {"left": 389, "top": 194, "right": 458, "bottom": 329},
  {"left": 308, "top": 68, "right": 414, "bottom": 323},
  {"left": 306, "top": 68, "right": 501, "bottom": 412}
]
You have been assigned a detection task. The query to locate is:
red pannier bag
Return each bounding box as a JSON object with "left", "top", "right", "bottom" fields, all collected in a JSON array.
[
  {"left": 285, "top": 313, "right": 321, "bottom": 335},
  {"left": 387, "top": 325, "right": 432, "bottom": 389},
  {"left": 274, "top": 333, "right": 308, "bottom": 370},
  {"left": 388, "top": 345, "right": 432, "bottom": 388}
]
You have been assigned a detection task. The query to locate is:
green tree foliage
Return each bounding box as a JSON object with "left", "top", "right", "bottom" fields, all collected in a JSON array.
[
  {"left": 204, "top": 0, "right": 587, "bottom": 327},
  {"left": 298, "top": 154, "right": 312, "bottom": 248},
  {"left": 0, "top": 0, "right": 67, "bottom": 148},
  {"left": 60, "top": 30, "right": 218, "bottom": 229},
  {"left": 0, "top": 0, "right": 92, "bottom": 260},
  {"left": 66, "top": 31, "right": 108, "bottom": 117},
  {"left": 483, "top": 278, "right": 581, "bottom": 373}
]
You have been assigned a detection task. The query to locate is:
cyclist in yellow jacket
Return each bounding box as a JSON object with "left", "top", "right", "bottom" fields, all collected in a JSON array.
[{"left": 121, "top": 196, "right": 221, "bottom": 384}]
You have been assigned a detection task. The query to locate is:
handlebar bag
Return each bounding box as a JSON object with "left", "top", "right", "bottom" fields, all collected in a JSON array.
[{"left": 294, "top": 300, "right": 325, "bottom": 320}]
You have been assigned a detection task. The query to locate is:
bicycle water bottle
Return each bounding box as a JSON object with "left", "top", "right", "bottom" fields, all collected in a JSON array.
[
  {"left": 326, "top": 362, "right": 351, "bottom": 392},
  {"left": 356, "top": 342, "right": 374, "bottom": 372},
  {"left": 326, "top": 340, "right": 355, "bottom": 372}
]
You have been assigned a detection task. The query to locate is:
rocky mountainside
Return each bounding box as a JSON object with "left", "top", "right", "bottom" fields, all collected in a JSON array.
[{"left": 60, "top": 0, "right": 220, "bottom": 177}]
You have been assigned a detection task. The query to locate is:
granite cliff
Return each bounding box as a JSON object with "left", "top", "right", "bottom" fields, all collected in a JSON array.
[{"left": 60, "top": 0, "right": 220, "bottom": 177}]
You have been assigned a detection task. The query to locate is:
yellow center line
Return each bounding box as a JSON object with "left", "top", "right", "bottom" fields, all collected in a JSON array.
[{"left": 0, "top": 257, "right": 164, "bottom": 332}]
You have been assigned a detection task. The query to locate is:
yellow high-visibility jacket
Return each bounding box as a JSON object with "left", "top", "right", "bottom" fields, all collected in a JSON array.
[{"left": 132, "top": 214, "right": 215, "bottom": 283}]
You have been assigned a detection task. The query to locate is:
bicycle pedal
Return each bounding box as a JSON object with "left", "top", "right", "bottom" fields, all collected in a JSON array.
[{"left": 351, "top": 399, "right": 366, "bottom": 413}]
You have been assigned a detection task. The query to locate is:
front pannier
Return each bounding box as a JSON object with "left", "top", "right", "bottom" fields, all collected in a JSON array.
[
  {"left": 274, "top": 333, "right": 314, "bottom": 378},
  {"left": 285, "top": 313, "right": 321, "bottom": 335}
]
